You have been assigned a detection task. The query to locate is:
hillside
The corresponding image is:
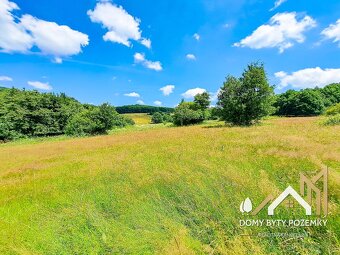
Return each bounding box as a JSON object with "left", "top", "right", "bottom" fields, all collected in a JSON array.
[
  {"left": 0, "top": 117, "right": 338, "bottom": 254},
  {"left": 116, "top": 104, "right": 174, "bottom": 114}
]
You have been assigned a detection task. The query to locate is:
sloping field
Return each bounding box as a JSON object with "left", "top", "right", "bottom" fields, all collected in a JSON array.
[
  {"left": 0, "top": 118, "right": 339, "bottom": 254},
  {"left": 123, "top": 113, "right": 152, "bottom": 125}
]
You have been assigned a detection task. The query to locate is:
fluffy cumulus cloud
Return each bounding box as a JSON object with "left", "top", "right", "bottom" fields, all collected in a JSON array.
[
  {"left": 186, "top": 54, "right": 196, "bottom": 60},
  {"left": 88, "top": 1, "right": 150, "bottom": 48},
  {"left": 181, "top": 88, "right": 206, "bottom": 99},
  {"left": 270, "top": 0, "right": 287, "bottom": 11},
  {"left": 21, "top": 15, "right": 89, "bottom": 62},
  {"left": 124, "top": 92, "right": 140, "bottom": 97},
  {"left": 154, "top": 100, "right": 162, "bottom": 106},
  {"left": 275, "top": 67, "right": 340, "bottom": 89},
  {"left": 27, "top": 81, "right": 52, "bottom": 90},
  {"left": 0, "top": 75, "right": 12, "bottom": 81},
  {"left": 234, "top": 12, "right": 316, "bottom": 53},
  {"left": 136, "top": 100, "right": 145, "bottom": 105},
  {"left": 134, "top": 52, "right": 162, "bottom": 71},
  {"left": 321, "top": 19, "right": 340, "bottom": 47},
  {"left": 193, "top": 33, "right": 200, "bottom": 41},
  {"left": 0, "top": 0, "right": 89, "bottom": 62},
  {"left": 0, "top": 0, "right": 33, "bottom": 52},
  {"left": 160, "top": 85, "right": 175, "bottom": 96}
]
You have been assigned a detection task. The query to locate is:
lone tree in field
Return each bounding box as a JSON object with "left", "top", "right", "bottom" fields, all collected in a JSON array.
[{"left": 217, "top": 63, "right": 274, "bottom": 125}]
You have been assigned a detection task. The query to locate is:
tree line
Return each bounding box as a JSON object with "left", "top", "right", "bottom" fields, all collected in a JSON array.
[
  {"left": 0, "top": 88, "right": 134, "bottom": 141},
  {"left": 169, "top": 63, "right": 340, "bottom": 126},
  {"left": 116, "top": 105, "right": 174, "bottom": 114}
]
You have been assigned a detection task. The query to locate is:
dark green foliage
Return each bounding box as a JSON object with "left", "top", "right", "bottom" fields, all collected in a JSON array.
[
  {"left": 0, "top": 89, "right": 134, "bottom": 141},
  {"left": 162, "top": 113, "right": 173, "bottom": 123},
  {"left": 193, "top": 92, "right": 210, "bottom": 110},
  {"left": 319, "top": 83, "right": 340, "bottom": 107},
  {"left": 116, "top": 104, "right": 173, "bottom": 114},
  {"left": 274, "top": 83, "right": 340, "bottom": 116},
  {"left": 217, "top": 63, "right": 274, "bottom": 125},
  {"left": 275, "top": 89, "right": 325, "bottom": 116},
  {"left": 173, "top": 102, "right": 205, "bottom": 126},
  {"left": 208, "top": 107, "right": 221, "bottom": 120},
  {"left": 0, "top": 88, "right": 82, "bottom": 139},
  {"left": 325, "top": 102, "right": 340, "bottom": 116},
  {"left": 173, "top": 92, "right": 210, "bottom": 126},
  {"left": 151, "top": 112, "right": 163, "bottom": 124},
  {"left": 112, "top": 115, "right": 135, "bottom": 127}
]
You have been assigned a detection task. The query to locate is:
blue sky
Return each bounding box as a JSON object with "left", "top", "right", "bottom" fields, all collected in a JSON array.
[{"left": 0, "top": 0, "right": 339, "bottom": 107}]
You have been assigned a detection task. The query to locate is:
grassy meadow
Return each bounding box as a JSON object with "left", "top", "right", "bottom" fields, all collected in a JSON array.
[
  {"left": 122, "top": 113, "right": 152, "bottom": 125},
  {"left": 0, "top": 117, "right": 339, "bottom": 254}
]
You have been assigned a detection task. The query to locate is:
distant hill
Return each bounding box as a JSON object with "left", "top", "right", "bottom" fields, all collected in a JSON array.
[{"left": 116, "top": 104, "right": 174, "bottom": 114}]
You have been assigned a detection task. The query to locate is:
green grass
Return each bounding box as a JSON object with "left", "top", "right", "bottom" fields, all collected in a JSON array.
[
  {"left": 0, "top": 117, "right": 339, "bottom": 254},
  {"left": 123, "top": 113, "right": 152, "bottom": 125}
]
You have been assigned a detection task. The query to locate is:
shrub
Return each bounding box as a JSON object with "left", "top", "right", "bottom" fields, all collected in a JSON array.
[
  {"left": 325, "top": 103, "right": 340, "bottom": 116},
  {"left": 151, "top": 112, "right": 163, "bottom": 124},
  {"left": 275, "top": 89, "right": 325, "bottom": 116},
  {"left": 173, "top": 102, "right": 205, "bottom": 126},
  {"left": 162, "top": 113, "right": 173, "bottom": 123},
  {"left": 65, "top": 103, "right": 122, "bottom": 136},
  {"left": 112, "top": 115, "right": 135, "bottom": 127},
  {"left": 217, "top": 63, "right": 274, "bottom": 125},
  {"left": 323, "top": 114, "right": 340, "bottom": 126}
]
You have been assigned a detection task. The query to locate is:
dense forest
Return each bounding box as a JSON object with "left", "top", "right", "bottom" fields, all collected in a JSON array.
[
  {"left": 116, "top": 104, "right": 174, "bottom": 114},
  {"left": 0, "top": 88, "right": 134, "bottom": 141}
]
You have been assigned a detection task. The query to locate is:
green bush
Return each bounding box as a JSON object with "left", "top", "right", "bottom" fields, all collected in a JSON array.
[
  {"left": 162, "top": 113, "right": 173, "bottom": 123},
  {"left": 325, "top": 103, "right": 340, "bottom": 116},
  {"left": 173, "top": 102, "right": 205, "bottom": 126},
  {"left": 112, "top": 115, "right": 135, "bottom": 127},
  {"left": 151, "top": 112, "right": 163, "bottom": 124},
  {"left": 65, "top": 103, "right": 123, "bottom": 136},
  {"left": 323, "top": 114, "right": 340, "bottom": 126},
  {"left": 217, "top": 63, "right": 274, "bottom": 125},
  {"left": 275, "top": 89, "right": 325, "bottom": 116}
]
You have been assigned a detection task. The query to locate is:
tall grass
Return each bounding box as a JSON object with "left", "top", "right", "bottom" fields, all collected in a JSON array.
[{"left": 0, "top": 117, "right": 339, "bottom": 254}]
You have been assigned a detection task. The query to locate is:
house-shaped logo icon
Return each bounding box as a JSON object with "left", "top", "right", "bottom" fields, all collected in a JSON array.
[
  {"left": 267, "top": 186, "right": 311, "bottom": 215},
  {"left": 240, "top": 168, "right": 328, "bottom": 216}
]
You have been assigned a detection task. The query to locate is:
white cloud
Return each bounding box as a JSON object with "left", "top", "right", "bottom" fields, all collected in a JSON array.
[
  {"left": 124, "top": 92, "right": 140, "bottom": 97},
  {"left": 234, "top": 12, "right": 316, "bottom": 53},
  {"left": 154, "top": 100, "right": 162, "bottom": 106},
  {"left": 270, "top": 0, "right": 287, "bottom": 11},
  {"left": 134, "top": 52, "right": 162, "bottom": 71},
  {"left": 321, "top": 19, "right": 340, "bottom": 47},
  {"left": 181, "top": 88, "right": 206, "bottom": 99},
  {"left": 20, "top": 15, "right": 89, "bottom": 59},
  {"left": 275, "top": 67, "right": 340, "bottom": 89},
  {"left": 211, "top": 89, "right": 221, "bottom": 102},
  {"left": 186, "top": 54, "right": 196, "bottom": 60},
  {"left": 0, "top": 75, "right": 12, "bottom": 81},
  {"left": 193, "top": 33, "right": 200, "bottom": 41},
  {"left": 160, "top": 85, "right": 175, "bottom": 96},
  {"left": 136, "top": 100, "right": 145, "bottom": 105},
  {"left": 0, "top": 0, "right": 33, "bottom": 53},
  {"left": 141, "top": 38, "right": 151, "bottom": 48},
  {"left": 0, "top": 0, "right": 89, "bottom": 61},
  {"left": 53, "top": 57, "right": 63, "bottom": 64},
  {"left": 88, "top": 1, "right": 150, "bottom": 48},
  {"left": 27, "top": 81, "right": 52, "bottom": 90}
]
